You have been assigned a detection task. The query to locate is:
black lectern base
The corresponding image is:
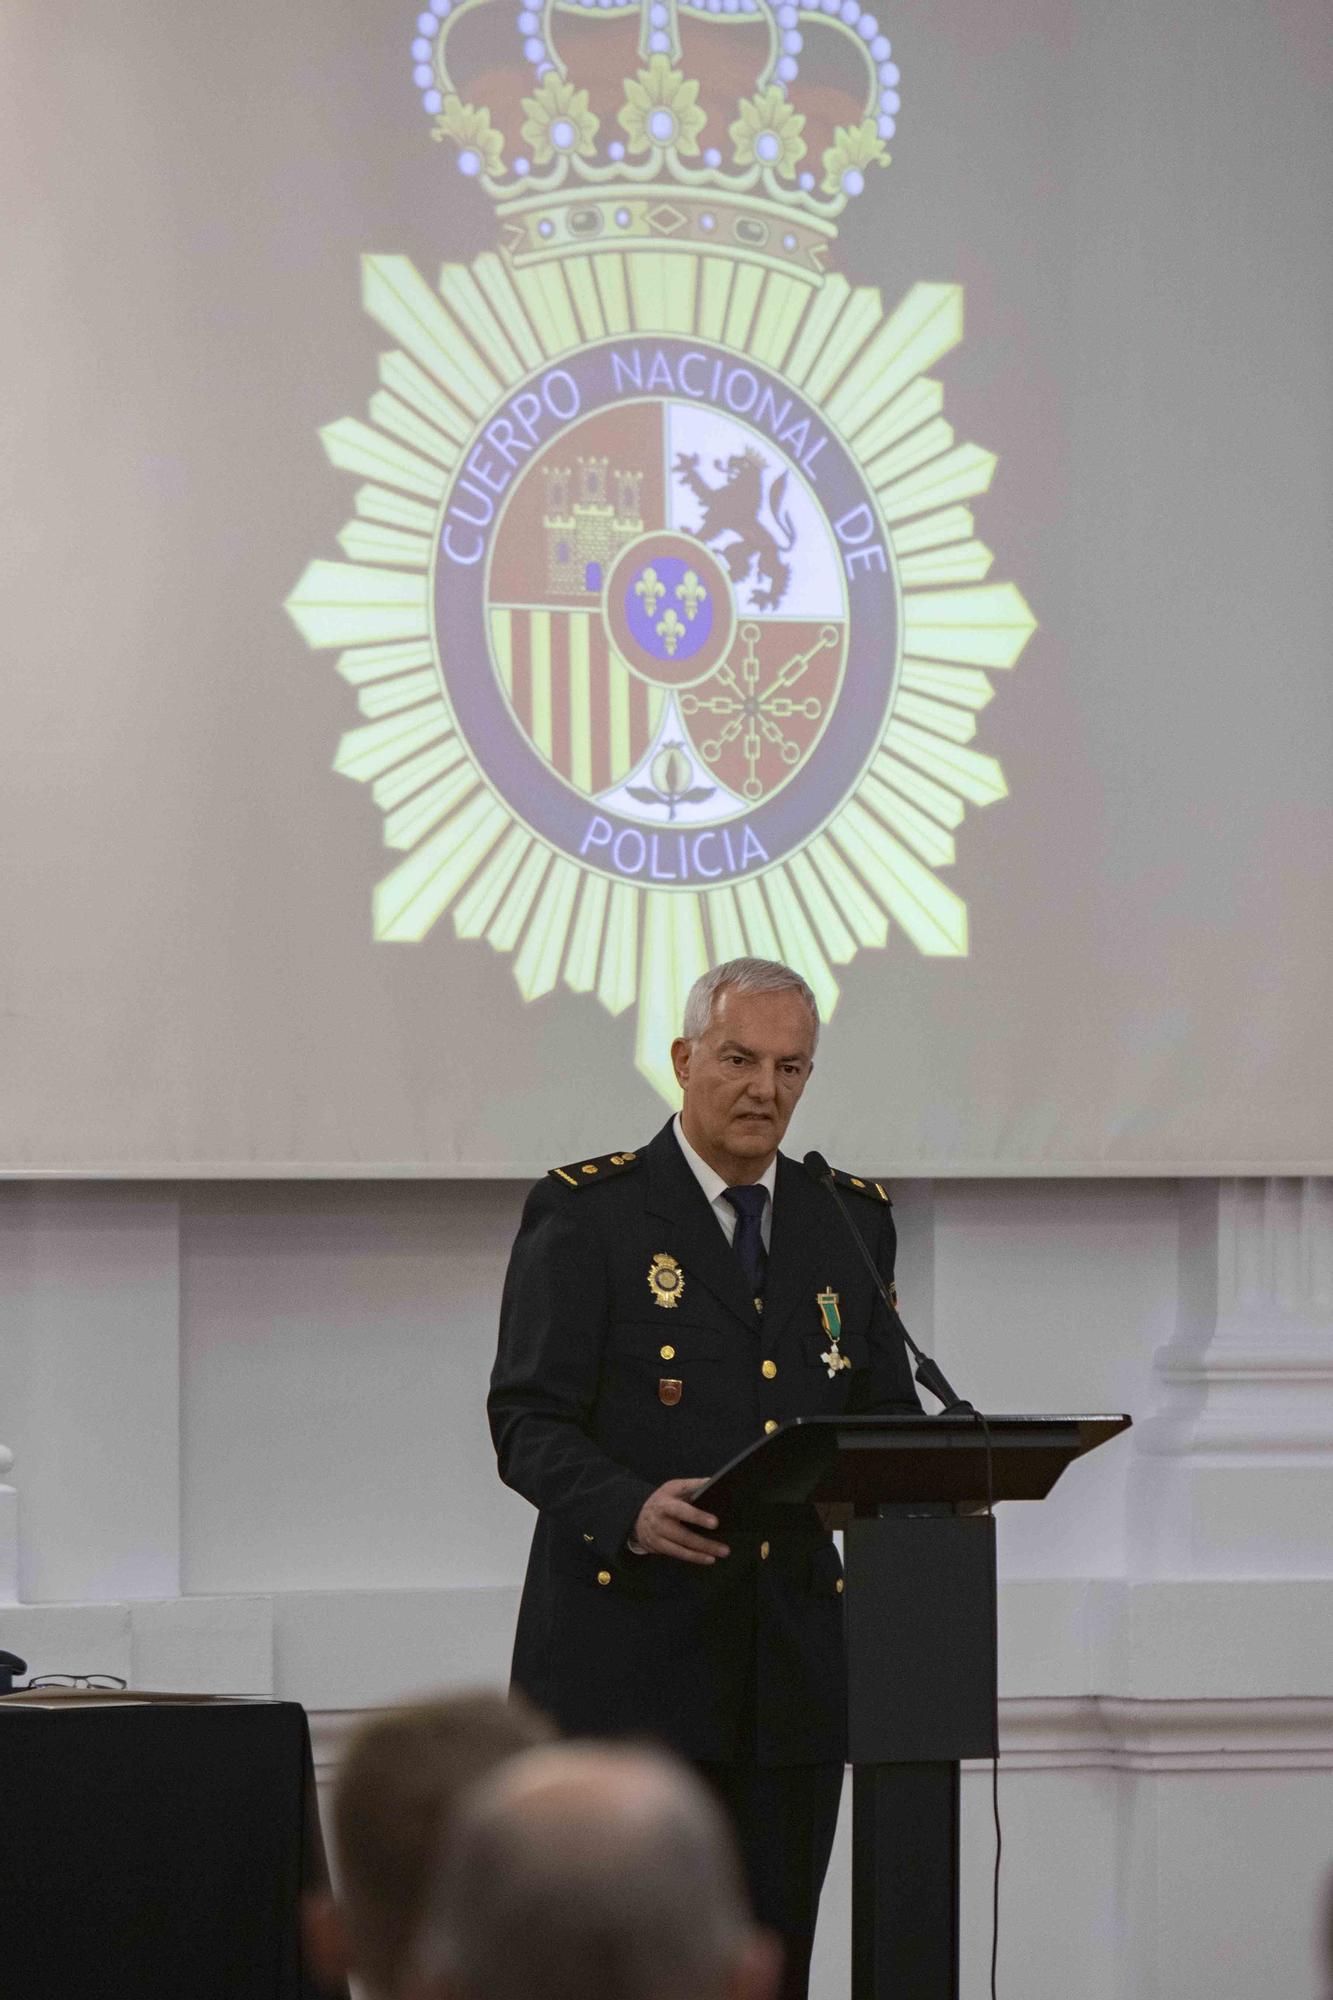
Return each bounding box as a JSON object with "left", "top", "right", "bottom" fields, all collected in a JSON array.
[{"left": 852, "top": 1763, "right": 961, "bottom": 1999}]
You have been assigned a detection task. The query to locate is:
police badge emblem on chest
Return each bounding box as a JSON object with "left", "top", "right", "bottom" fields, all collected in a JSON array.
[{"left": 648, "top": 1253, "right": 684, "bottom": 1309}]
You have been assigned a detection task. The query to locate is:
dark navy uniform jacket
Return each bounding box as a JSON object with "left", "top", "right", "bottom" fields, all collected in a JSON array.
[{"left": 488, "top": 1117, "right": 921, "bottom": 1765}]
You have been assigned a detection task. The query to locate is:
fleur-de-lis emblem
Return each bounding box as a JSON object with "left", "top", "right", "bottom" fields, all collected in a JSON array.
[
  {"left": 676, "top": 569, "right": 707, "bottom": 622},
  {"left": 656, "top": 607, "right": 686, "bottom": 656},
  {"left": 635, "top": 565, "right": 665, "bottom": 616}
]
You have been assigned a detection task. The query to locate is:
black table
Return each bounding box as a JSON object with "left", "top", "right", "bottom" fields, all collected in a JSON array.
[{"left": 0, "top": 1692, "right": 341, "bottom": 2000}]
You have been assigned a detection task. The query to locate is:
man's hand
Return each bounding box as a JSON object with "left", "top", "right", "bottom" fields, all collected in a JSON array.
[{"left": 632, "top": 1478, "right": 730, "bottom": 1564}]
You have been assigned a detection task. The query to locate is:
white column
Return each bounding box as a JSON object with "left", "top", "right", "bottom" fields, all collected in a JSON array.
[
  {"left": 0, "top": 1185, "right": 182, "bottom": 1603},
  {"left": 1130, "top": 1178, "right": 1333, "bottom": 1576}
]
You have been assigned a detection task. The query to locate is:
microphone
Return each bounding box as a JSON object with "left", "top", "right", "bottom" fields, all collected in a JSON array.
[{"left": 803, "top": 1150, "right": 974, "bottom": 1414}]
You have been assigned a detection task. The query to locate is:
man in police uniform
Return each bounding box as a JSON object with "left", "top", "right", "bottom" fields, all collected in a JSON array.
[{"left": 489, "top": 957, "right": 920, "bottom": 1999}]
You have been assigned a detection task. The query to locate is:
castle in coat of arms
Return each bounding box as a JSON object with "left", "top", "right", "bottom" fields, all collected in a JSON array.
[
  {"left": 543, "top": 458, "right": 645, "bottom": 596},
  {"left": 284, "top": 0, "right": 1036, "bottom": 1102}
]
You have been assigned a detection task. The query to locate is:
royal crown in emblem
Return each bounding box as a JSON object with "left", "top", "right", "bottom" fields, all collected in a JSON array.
[
  {"left": 413, "top": 0, "right": 899, "bottom": 271},
  {"left": 286, "top": 2, "right": 1036, "bottom": 1103}
]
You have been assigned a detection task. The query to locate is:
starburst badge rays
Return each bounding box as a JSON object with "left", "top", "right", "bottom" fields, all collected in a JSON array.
[{"left": 286, "top": 253, "right": 1035, "bottom": 1104}]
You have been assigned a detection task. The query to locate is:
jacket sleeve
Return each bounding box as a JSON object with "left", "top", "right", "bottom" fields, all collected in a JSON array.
[
  {"left": 488, "top": 1182, "right": 655, "bottom": 1558},
  {"left": 849, "top": 1201, "right": 923, "bottom": 1415}
]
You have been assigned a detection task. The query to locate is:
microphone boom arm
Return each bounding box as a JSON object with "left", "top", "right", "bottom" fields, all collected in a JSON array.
[{"left": 803, "top": 1150, "right": 974, "bottom": 1415}]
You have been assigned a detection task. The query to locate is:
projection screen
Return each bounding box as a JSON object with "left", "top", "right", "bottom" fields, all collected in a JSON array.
[{"left": 1, "top": 0, "right": 1330, "bottom": 1174}]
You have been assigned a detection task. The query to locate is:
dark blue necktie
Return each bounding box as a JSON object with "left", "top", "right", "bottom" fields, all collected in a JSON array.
[{"left": 722, "top": 1185, "right": 768, "bottom": 1299}]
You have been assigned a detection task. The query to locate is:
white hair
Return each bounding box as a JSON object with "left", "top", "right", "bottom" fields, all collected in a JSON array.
[
  {"left": 419, "top": 1744, "right": 753, "bottom": 2000},
  {"left": 680, "top": 957, "right": 819, "bottom": 1051}
]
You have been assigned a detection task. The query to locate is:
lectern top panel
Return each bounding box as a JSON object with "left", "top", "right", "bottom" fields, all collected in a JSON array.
[{"left": 693, "top": 1413, "right": 1132, "bottom": 1517}]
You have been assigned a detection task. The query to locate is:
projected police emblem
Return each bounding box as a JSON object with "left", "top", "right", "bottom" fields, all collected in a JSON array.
[{"left": 285, "top": 0, "right": 1035, "bottom": 1100}]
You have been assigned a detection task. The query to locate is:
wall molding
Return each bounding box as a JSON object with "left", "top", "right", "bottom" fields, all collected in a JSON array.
[
  {"left": 990, "top": 1695, "right": 1333, "bottom": 1773},
  {"left": 306, "top": 1695, "right": 1333, "bottom": 1783}
]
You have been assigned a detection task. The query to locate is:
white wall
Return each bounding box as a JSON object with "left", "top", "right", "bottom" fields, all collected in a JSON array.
[{"left": 2, "top": 1173, "right": 1332, "bottom": 1999}]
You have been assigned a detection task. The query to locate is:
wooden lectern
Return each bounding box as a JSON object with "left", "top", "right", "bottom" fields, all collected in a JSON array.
[{"left": 694, "top": 1412, "right": 1131, "bottom": 2000}]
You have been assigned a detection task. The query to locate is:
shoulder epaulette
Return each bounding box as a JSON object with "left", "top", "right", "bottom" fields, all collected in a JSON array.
[
  {"left": 829, "top": 1166, "right": 892, "bottom": 1205},
  {"left": 548, "top": 1148, "right": 642, "bottom": 1190}
]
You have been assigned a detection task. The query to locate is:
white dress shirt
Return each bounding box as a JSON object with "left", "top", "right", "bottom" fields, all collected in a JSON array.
[{"left": 672, "top": 1113, "right": 776, "bottom": 1251}]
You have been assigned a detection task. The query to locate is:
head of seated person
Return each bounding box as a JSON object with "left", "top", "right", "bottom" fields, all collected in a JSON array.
[
  {"left": 305, "top": 1687, "right": 555, "bottom": 2000},
  {"left": 412, "top": 1741, "right": 780, "bottom": 2000}
]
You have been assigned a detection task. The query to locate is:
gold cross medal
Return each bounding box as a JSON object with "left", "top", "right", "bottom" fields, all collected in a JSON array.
[
  {"left": 648, "top": 1253, "right": 685, "bottom": 1310},
  {"left": 817, "top": 1288, "right": 851, "bottom": 1378}
]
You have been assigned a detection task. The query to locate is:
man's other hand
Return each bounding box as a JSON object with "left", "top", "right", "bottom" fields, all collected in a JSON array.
[{"left": 632, "top": 1478, "right": 731, "bottom": 1563}]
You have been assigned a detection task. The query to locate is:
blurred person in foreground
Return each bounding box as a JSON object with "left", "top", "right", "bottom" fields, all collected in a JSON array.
[
  {"left": 414, "top": 1741, "right": 780, "bottom": 2000},
  {"left": 304, "top": 1687, "right": 554, "bottom": 2000}
]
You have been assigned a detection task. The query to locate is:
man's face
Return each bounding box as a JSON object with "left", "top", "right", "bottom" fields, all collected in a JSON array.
[{"left": 672, "top": 984, "right": 816, "bottom": 1182}]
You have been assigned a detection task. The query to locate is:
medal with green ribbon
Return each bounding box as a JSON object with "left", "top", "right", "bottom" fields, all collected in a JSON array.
[{"left": 817, "top": 1287, "right": 851, "bottom": 1378}]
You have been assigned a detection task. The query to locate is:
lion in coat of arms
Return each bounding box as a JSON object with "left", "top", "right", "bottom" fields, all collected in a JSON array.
[{"left": 673, "top": 447, "right": 798, "bottom": 611}]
